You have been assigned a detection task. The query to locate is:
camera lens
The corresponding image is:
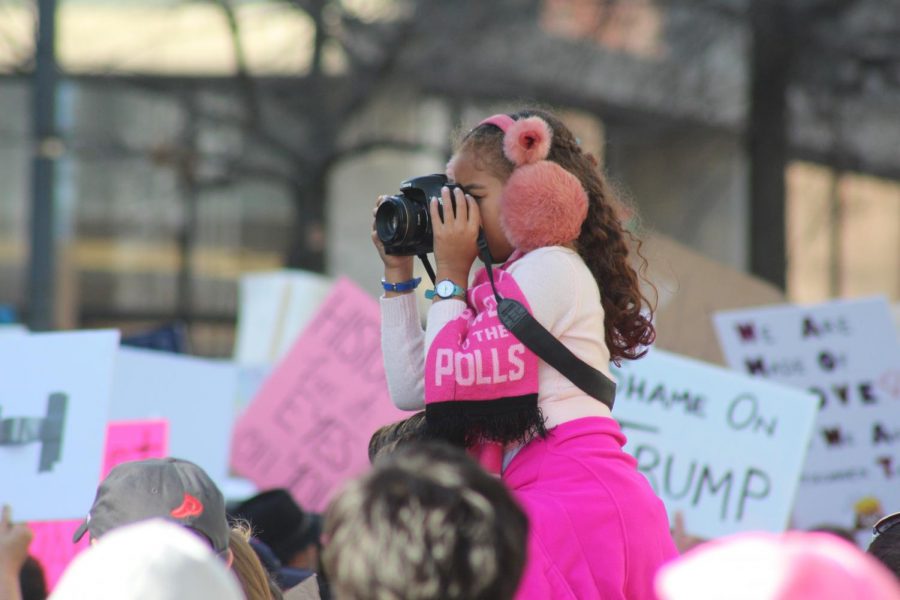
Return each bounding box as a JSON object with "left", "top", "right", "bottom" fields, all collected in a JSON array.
[
  {"left": 374, "top": 175, "right": 449, "bottom": 255},
  {"left": 375, "top": 197, "right": 409, "bottom": 245}
]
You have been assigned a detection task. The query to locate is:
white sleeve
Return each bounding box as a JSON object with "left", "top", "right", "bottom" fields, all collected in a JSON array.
[
  {"left": 505, "top": 248, "right": 583, "bottom": 335},
  {"left": 424, "top": 299, "right": 468, "bottom": 351},
  {"left": 380, "top": 294, "right": 427, "bottom": 411}
]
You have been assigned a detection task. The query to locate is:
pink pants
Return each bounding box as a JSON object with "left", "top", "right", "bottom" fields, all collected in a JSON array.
[{"left": 504, "top": 417, "right": 678, "bottom": 599}]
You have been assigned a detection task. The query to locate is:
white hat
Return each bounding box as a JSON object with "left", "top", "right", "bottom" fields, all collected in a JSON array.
[{"left": 51, "top": 519, "right": 243, "bottom": 600}]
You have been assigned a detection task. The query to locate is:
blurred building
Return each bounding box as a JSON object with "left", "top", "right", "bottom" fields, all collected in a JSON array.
[{"left": 0, "top": 0, "right": 897, "bottom": 356}]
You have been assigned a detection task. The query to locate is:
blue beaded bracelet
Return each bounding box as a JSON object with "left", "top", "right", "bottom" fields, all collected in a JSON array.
[{"left": 381, "top": 277, "right": 422, "bottom": 292}]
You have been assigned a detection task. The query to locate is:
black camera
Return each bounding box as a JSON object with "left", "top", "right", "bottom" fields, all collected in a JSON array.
[{"left": 375, "top": 174, "right": 466, "bottom": 256}]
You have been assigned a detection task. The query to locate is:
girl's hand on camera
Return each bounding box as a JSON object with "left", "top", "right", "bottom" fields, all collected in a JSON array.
[
  {"left": 431, "top": 187, "right": 480, "bottom": 285},
  {"left": 372, "top": 196, "right": 414, "bottom": 282}
]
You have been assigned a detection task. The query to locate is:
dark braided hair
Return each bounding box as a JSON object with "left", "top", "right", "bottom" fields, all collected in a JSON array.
[{"left": 458, "top": 108, "right": 655, "bottom": 364}]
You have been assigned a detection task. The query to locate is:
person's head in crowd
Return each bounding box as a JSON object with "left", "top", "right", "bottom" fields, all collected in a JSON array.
[
  {"left": 231, "top": 489, "right": 322, "bottom": 572},
  {"left": 19, "top": 557, "right": 47, "bottom": 600},
  {"left": 323, "top": 441, "right": 528, "bottom": 600},
  {"left": 810, "top": 523, "right": 857, "bottom": 544},
  {"left": 72, "top": 458, "right": 231, "bottom": 563},
  {"left": 367, "top": 411, "right": 428, "bottom": 463},
  {"left": 869, "top": 511, "right": 900, "bottom": 582},
  {"left": 229, "top": 523, "right": 280, "bottom": 600},
  {"left": 51, "top": 520, "right": 243, "bottom": 600},
  {"left": 656, "top": 530, "right": 900, "bottom": 600}
]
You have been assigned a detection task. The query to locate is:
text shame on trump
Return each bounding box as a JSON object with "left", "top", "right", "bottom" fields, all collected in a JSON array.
[{"left": 612, "top": 348, "right": 819, "bottom": 539}]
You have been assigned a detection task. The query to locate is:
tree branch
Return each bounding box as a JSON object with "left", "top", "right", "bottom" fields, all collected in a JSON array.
[{"left": 210, "top": 0, "right": 262, "bottom": 125}]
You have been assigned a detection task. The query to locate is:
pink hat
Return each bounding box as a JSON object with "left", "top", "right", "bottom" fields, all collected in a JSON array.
[{"left": 655, "top": 531, "right": 900, "bottom": 600}]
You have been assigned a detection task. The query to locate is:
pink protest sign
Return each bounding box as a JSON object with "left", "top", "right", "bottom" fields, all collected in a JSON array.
[
  {"left": 26, "top": 520, "right": 88, "bottom": 591},
  {"left": 28, "top": 419, "right": 169, "bottom": 590},
  {"left": 231, "top": 277, "right": 408, "bottom": 512},
  {"left": 101, "top": 419, "right": 169, "bottom": 478}
]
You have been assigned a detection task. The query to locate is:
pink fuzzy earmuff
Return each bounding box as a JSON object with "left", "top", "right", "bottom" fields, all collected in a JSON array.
[{"left": 480, "top": 114, "right": 589, "bottom": 252}]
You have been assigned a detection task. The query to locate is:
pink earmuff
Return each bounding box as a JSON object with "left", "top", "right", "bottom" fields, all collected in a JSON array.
[{"left": 479, "top": 114, "right": 588, "bottom": 252}]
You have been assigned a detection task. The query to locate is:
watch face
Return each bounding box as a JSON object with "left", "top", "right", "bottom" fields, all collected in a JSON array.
[{"left": 436, "top": 280, "right": 456, "bottom": 298}]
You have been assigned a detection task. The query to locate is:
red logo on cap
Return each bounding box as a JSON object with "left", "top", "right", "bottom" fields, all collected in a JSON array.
[{"left": 170, "top": 493, "right": 204, "bottom": 519}]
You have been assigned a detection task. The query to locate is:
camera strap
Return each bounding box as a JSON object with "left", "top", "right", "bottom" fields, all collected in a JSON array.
[
  {"left": 477, "top": 232, "right": 616, "bottom": 410},
  {"left": 417, "top": 253, "right": 437, "bottom": 285}
]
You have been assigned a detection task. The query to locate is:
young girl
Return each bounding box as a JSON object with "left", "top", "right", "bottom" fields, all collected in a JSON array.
[{"left": 373, "top": 109, "right": 677, "bottom": 599}]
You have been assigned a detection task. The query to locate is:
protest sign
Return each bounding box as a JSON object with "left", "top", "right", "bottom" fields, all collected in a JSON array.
[
  {"left": 231, "top": 277, "right": 408, "bottom": 512},
  {"left": 101, "top": 419, "right": 169, "bottom": 477},
  {"left": 0, "top": 324, "right": 27, "bottom": 337},
  {"left": 714, "top": 296, "right": 900, "bottom": 531},
  {"left": 26, "top": 521, "right": 88, "bottom": 591},
  {"left": 28, "top": 418, "right": 169, "bottom": 589},
  {"left": 233, "top": 270, "right": 333, "bottom": 366},
  {"left": 613, "top": 348, "right": 819, "bottom": 539},
  {"left": 892, "top": 302, "right": 900, "bottom": 333},
  {"left": 236, "top": 364, "right": 272, "bottom": 413},
  {"left": 109, "top": 348, "right": 238, "bottom": 487},
  {"left": 0, "top": 330, "right": 119, "bottom": 521}
]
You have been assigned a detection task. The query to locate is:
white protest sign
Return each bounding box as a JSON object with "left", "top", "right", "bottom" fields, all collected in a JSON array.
[
  {"left": 612, "top": 348, "right": 819, "bottom": 539},
  {"left": 235, "top": 364, "right": 272, "bottom": 413},
  {"left": 892, "top": 303, "right": 900, "bottom": 334},
  {"left": 0, "top": 330, "right": 119, "bottom": 521},
  {"left": 0, "top": 325, "right": 28, "bottom": 338},
  {"left": 714, "top": 296, "right": 900, "bottom": 531},
  {"left": 109, "top": 348, "right": 238, "bottom": 488},
  {"left": 233, "top": 270, "right": 333, "bottom": 366}
]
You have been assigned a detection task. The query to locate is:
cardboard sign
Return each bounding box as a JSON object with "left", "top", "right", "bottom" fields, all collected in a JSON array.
[
  {"left": 0, "top": 330, "right": 119, "bottom": 521},
  {"left": 714, "top": 297, "right": 900, "bottom": 530},
  {"left": 612, "top": 348, "right": 819, "bottom": 539},
  {"left": 28, "top": 419, "right": 169, "bottom": 590},
  {"left": 231, "top": 277, "right": 408, "bottom": 512},
  {"left": 109, "top": 348, "right": 238, "bottom": 488},
  {"left": 631, "top": 233, "right": 785, "bottom": 366},
  {"left": 233, "top": 270, "right": 333, "bottom": 366}
]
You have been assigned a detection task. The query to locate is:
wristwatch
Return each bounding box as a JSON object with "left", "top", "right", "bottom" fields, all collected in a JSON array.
[{"left": 425, "top": 279, "right": 466, "bottom": 300}]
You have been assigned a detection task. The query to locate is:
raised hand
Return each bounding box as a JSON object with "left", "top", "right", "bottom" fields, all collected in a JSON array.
[{"left": 431, "top": 186, "right": 480, "bottom": 290}]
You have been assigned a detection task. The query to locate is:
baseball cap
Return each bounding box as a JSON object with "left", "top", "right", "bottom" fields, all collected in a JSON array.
[
  {"left": 230, "top": 489, "right": 322, "bottom": 565},
  {"left": 73, "top": 457, "right": 229, "bottom": 553},
  {"left": 53, "top": 520, "right": 243, "bottom": 600}
]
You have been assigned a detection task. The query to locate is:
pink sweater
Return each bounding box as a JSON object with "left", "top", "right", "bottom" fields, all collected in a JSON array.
[
  {"left": 380, "top": 246, "right": 677, "bottom": 598},
  {"left": 381, "top": 246, "right": 615, "bottom": 428}
]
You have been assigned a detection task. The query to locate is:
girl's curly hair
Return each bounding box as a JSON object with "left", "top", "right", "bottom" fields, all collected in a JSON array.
[{"left": 458, "top": 108, "right": 655, "bottom": 363}]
